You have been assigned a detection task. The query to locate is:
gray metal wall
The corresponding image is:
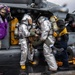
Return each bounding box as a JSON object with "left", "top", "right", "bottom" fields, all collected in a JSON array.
[
  {"left": 0, "top": 0, "right": 42, "bottom": 4},
  {"left": 68, "top": 32, "right": 75, "bottom": 45}
]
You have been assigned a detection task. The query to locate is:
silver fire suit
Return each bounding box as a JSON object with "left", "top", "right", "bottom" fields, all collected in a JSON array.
[
  {"left": 38, "top": 16, "right": 58, "bottom": 71},
  {"left": 19, "top": 14, "right": 32, "bottom": 66}
]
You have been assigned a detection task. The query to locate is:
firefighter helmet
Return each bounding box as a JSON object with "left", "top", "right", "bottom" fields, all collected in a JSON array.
[
  {"left": 21, "top": 14, "right": 32, "bottom": 25},
  {"left": 38, "top": 16, "right": 46, "bottom": 24},
  {"left": 0, "top": 4, "right": 10, "bottom": 13}
]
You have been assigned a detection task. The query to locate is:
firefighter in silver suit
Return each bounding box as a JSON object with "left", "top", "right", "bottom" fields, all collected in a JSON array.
[
  {"left": 19, "top": 14, "right": 36, "bottom": 70},
  {"left": 33, "top": 16, "right": 58, "bottom": 71}
]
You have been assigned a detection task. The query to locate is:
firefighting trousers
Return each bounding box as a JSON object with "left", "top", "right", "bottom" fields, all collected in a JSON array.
[
  {"left": 43, "top": 43, "right": 58, "bottom": 71},
  {"left": 20, "top": 39, "right": 28, "bottom": 65}
]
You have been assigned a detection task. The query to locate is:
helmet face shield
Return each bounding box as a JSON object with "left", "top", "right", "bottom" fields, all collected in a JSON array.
[
  {"left": 0, "top": 5, "right": 10, "bottom": 17},
  {"left": 0, "top": 8, "right": 7, "bottom": 17},
  {"left": 28, "top": 19, "right": 32, "bottom": 25}
]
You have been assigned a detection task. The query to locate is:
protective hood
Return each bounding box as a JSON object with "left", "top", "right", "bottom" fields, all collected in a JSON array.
[{"left": 21, "top": 14, "right": 32, "bottom": 25}]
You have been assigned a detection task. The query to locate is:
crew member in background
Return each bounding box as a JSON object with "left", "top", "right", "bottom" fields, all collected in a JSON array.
[
  {"left": 0, "top": 4, "right": 10, "bottom": 48},
  {"left": 32, "top": 16, "right": 58, "bottom": 72},
  {"left": 19, "top": 14, "right": 37, "bottom": 70},
  {"left": 53, "top": 19, "right": 69, "bottom": 70},
  {"left": 65, "top": 14, "right": 75, "bottom": 32}
]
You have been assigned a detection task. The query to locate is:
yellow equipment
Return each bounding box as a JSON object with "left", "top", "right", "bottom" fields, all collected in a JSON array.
[
  {"left": 10, "top": 18, "right": 19, "bottom": 45},
  {"left": 50, "top": 16, "right": 59, "bottom": 31},
  {"left": 53, "top": 27, "right": 68, "bottom": 37}
]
